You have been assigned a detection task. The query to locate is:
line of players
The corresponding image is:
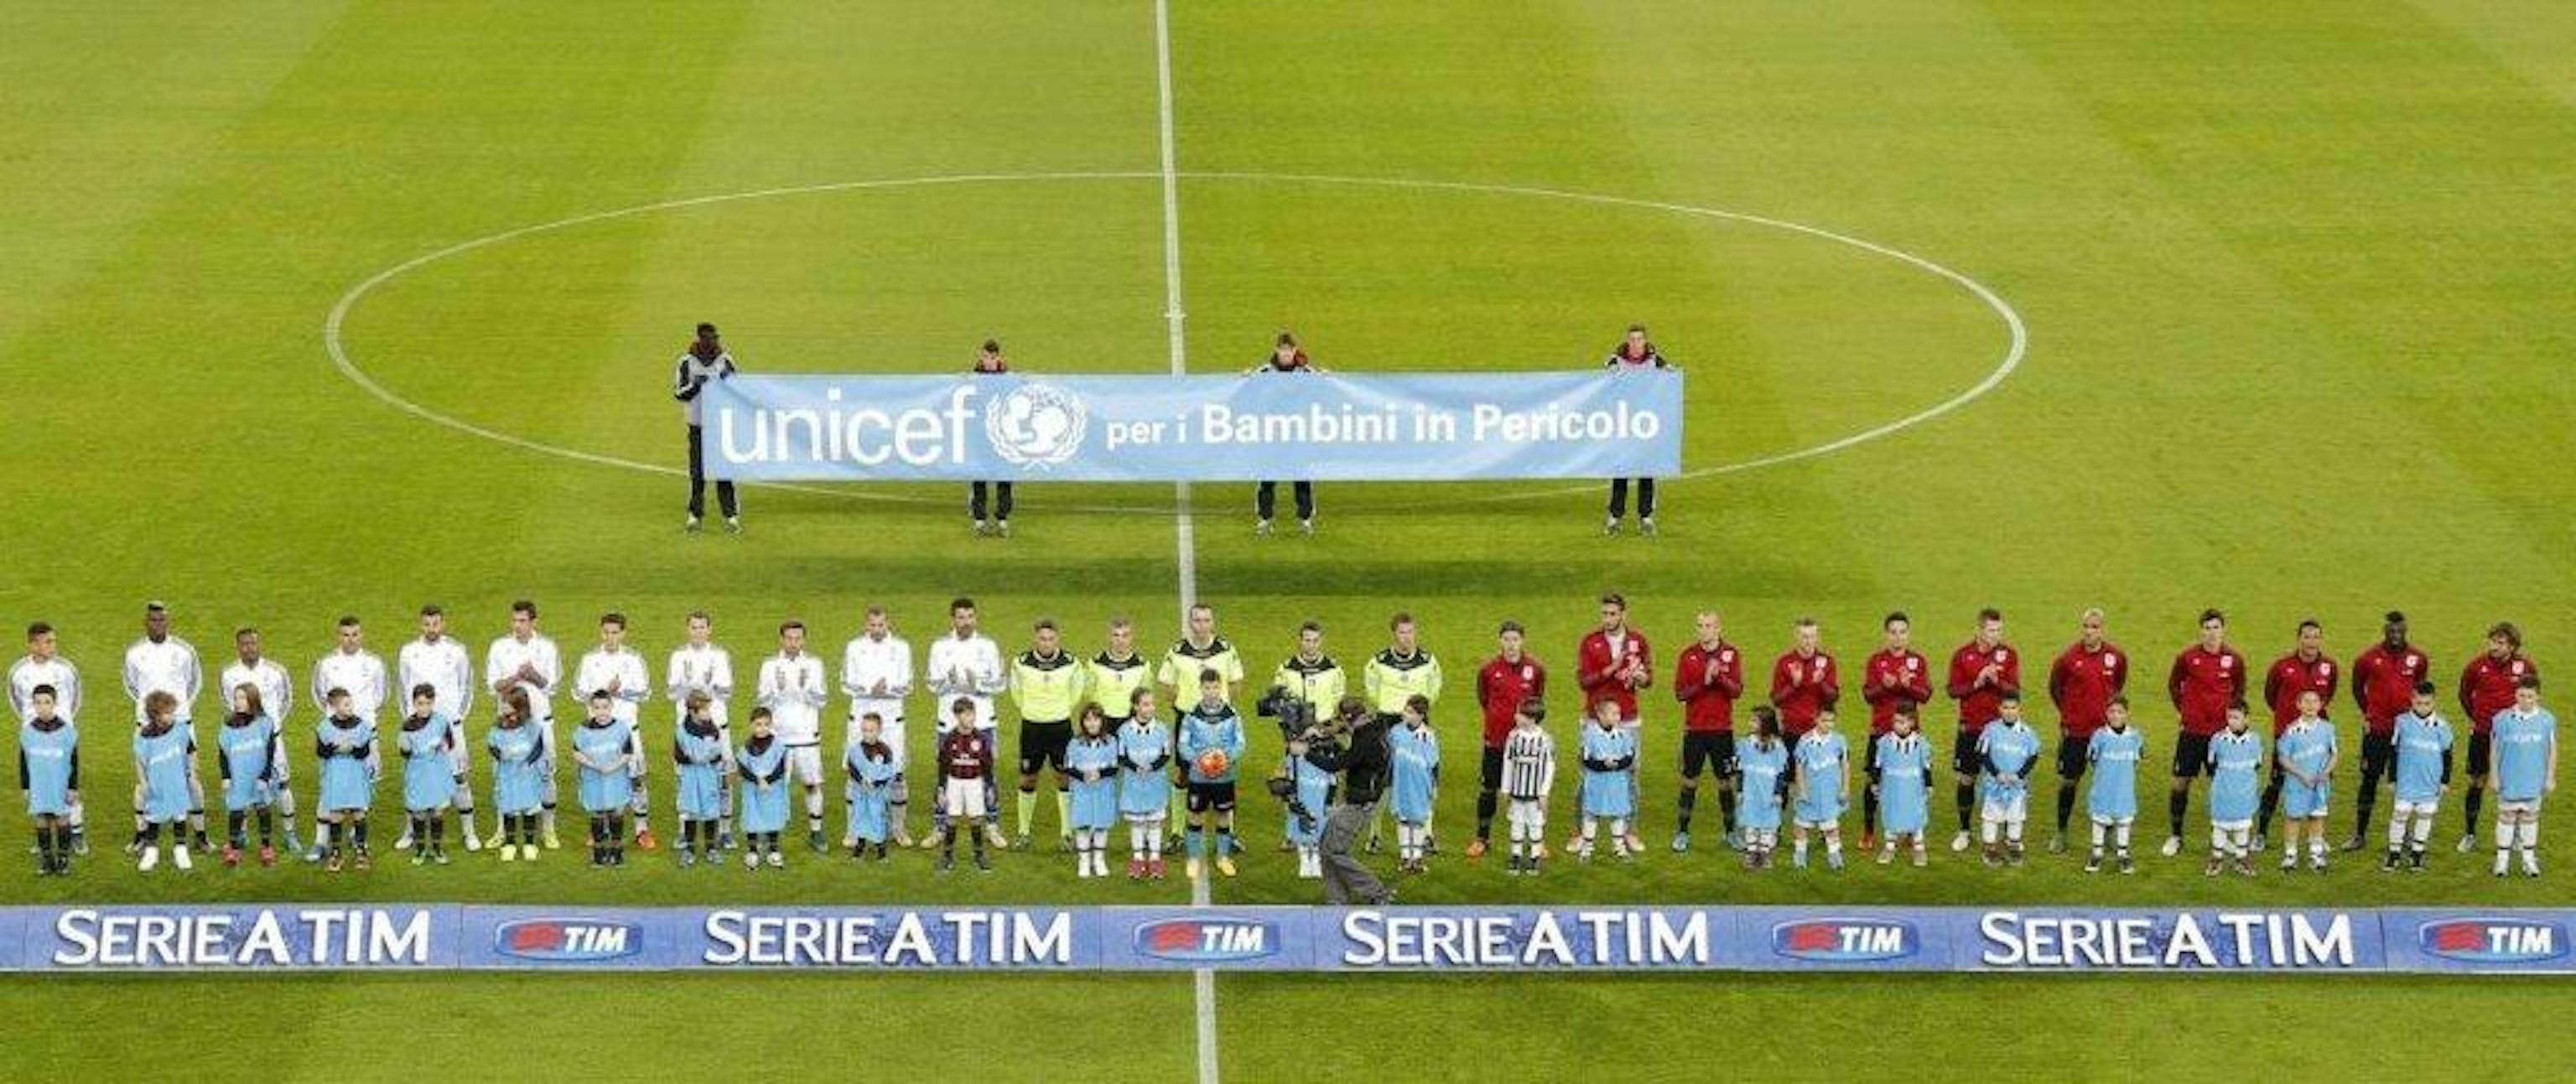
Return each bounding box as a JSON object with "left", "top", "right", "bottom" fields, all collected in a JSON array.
[{"left": 11, "top": 598, "right": 2560, "bottom": 880}]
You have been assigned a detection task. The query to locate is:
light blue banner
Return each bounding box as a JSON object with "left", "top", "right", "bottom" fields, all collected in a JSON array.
[
  {"left": 3, "top": 905, "right": 2563, "bottom": 972},
  {"left": 700, "top": 370, "right": 1682, "bottom": 481}
]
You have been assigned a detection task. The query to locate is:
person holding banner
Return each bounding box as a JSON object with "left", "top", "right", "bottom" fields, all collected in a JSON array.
[
  {"left": 1249, "top": 332, "right": 1320, "bottom": 537},
  {"left": 673, "top": 321, "right": 740, "bottom": 534},
  {"left": 969, "top": 340, "right": 1015, "bottom": 537},
  {"left": 1602, "top": 324, "right": 1670, "bottom": 537}
]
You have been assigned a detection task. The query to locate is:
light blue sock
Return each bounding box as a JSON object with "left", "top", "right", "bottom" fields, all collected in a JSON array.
[{"left": 1187, "top": 827, "right": 1206, "bottom": 858}]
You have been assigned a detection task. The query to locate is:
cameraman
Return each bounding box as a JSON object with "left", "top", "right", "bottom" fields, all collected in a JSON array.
[{"left": 1299, "top": 694, "right": 1394, "bottom": 905}]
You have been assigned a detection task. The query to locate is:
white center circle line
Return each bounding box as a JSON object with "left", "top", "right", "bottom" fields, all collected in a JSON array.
[{"left": 321, "top": 171, "right": 2026, "bottom": 513}]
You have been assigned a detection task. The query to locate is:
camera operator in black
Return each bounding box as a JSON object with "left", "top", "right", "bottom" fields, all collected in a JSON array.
[{"left": 1301, "top": 694, "right": 1394, "bottom": 905}]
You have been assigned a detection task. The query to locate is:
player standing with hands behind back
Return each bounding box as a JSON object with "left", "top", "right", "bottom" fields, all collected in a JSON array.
[
  {"left": 1602, "top": 324, "right": 1670, "bottom": 537},
  {"left": 673, "top": 322, "right": 740, "bottom": 533}
]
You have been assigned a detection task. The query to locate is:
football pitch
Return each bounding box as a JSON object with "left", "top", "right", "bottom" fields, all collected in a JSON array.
[{"left": 8, "top": 1, "right": 2576, "bottom": 1079}]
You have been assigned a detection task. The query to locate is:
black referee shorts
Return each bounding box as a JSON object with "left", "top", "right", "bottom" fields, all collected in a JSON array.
[{"left": 1018, "top": 720, "right": 1072, "bottom": 775}]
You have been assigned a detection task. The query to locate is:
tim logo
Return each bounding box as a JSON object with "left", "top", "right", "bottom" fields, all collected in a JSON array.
[
  {"left": 495, "top": 919, "right": 644, "bottom": 962},
  {"left": 2421, "top": 918, "right": 2567, "bottom": 964},
  {"left": 1773, "top": 919, "right": 1919, "bottom": 962},
  {"left": 1135, "top": 917, "right": 1279, "bottom": 963}
]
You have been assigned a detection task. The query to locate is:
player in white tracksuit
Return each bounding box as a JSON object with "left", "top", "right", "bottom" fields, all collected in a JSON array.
[
  {"left": 122, "top": 603, "right": 204, "bottom": 850},
  {"left": 310, "top": 617, "right": 388, "bottom": 852},
  {"left": 577, "top": 614, "right": 654, "bottom": 847},
  {"left": 842, "top": 607, "right": 915, "bottom": 845},
  {"left": 485, "top": 602, "right": 564, "bottom": 847},
  {"left": 397, "top": 605, "right": 478, "bottom": 848},
  {"left": 219, "top": 629, "right": 303, "bottom": 856},
  {"left": 757, "top": 621, "right": 830, "bottom": 851},
  {"left": 666, "top": 610, "right": 736, "bottom": 847}
]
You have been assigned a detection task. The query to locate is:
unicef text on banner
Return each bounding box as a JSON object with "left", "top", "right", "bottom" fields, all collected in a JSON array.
[{"left": 701, "top": 371, "right": 1684, "bottom": 482}]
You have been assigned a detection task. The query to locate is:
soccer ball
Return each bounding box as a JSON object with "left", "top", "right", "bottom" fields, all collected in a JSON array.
[{"left": 1197, "top": 749, "right": 1231, "bottom": 777}]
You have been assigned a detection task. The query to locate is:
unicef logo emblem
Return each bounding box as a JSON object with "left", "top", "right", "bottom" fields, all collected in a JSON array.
[{"left": 984, "top": 382, "right": 1088, "bottom": 469}]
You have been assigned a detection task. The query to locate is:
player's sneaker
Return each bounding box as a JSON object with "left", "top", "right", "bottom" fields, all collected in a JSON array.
[
  {"left": 173, "top": 845, "right": 195, "bottom": 871},
  {"left": 1298, "top": 518, "right": 1315, "bottom": 537},
  {"left": 974, "top": 852, "right": 993, "bottom": 873},
  {"left": 684, "top": 516, "right": 703, "bottom": 533},
  {"left": 937, "top": 853, "right": 954, "bottom": 873},
  {"left": 1127, "top": 858, "right": 1145, "bottom": 879},
  {"left": 461, "top": 828, "right": 480, "bottom": 853},
  {"left": 1465, "top": 838, "right": 1488, "bottom": 858},
  {"left": 994, "top": 519, "right": 1010, "bottom": 538},
  {"left": 1253, "top": 518, "right": 1273, "bottom": 537},
  {"left": 1857, "top": 832, "right": 1877, "bottom": 852},
  {"left": 1148, "top": 858, "right": 1166, "bottom": 879},
  {"left": 304, "top": 842, "right": 326, "bottom": 864},
  {"left": 257, "top": 844, "right": 277, "bottom": 867},
  {"left": 2457, "top": 832, "right": 2476, "bottom": 853},
  {"left": 1639, "top": 516, "right": 1657, "bottom": 537},
  {"left": 2048, "top": 835, "right": 2067, "bottom": 855},
  {"left": 1602, "top": 516, "right": 1621, "bottom": 537},
  {"left": 1826, "top": 851, "right": 1843, "bottom": 871},
  {"left": 1910, "top": 847, "right": 1929, "bottom": 868},
  {"left": 1186, "top": 857, "right": 1205, "bottom": 880},
  {"left": 221, "top": 844, "right": 242, "bottom": 868},
  {"left": 1791, "top": 849, "right": 1809, "bottom": 869},
  {"left": 281, "top": 828, "right": 302, "bottom": 855},
  {"left": 743, "top": 851, "right": 760, "bottom": 870},
  {"left": 2160, "top": 835, "right": 2183, "bottom": 857},
  {"left": 2340, "top": 832, "right": 2366, "bottom": 853},
  {"left": 724, "top": 516, "right": 743, "bottom": 535},
  {"left": 1505, "top": 853, "right": 1523, "bottom": 875},
  {"left": 1575, "top": 843, "right": 1594, "bottom": 863},
  {"left": 807, "top": 829, "right": 826, "bottom": 853},
  {"left": 71, "top": 832, "right": 89, "bottom": 856},
  {"left": 2231, "top": 857, "right": 2255, "bottom": 877},
  {"left": 1722, "top": 828, "right": 1742, "bottom": 851},
  {"left": 138, "top": 847, "right": 159, "bottom": 872},
  {"left": 1564, "top": 832, "right": 1584, "bottom": 853},
  {"left": 1950, "top": 830, "right": 1971, "bottom": 853},
  {"left": 2248, "top": 832, "right": 2266, "bottom": 853},
  {"left": 1671, "top": 831, "right": 1690, "bottom": 853},
  {"left": 2407, "top": 849, "right": 2427, "bottom": 871},
  {"left": 543, "top": 825, "right": 561, "bottom": 850},
  {"left": 1876, "top": 845, "right": 1895, "bottom": 866},
  {"left": 2083, "top": 852, "right": 2102, "bottom": 874},
  {"left": 325, "top": 851, "right": 343, "bottom": 874},
  {"left": 2309, "top": 852, "right": 2328, "bottom": 873},
  {"left": 396, "top": 829, "right": 415, "bottom": 851},
  {"left": 636, "top": 827, "right": 657, "bottom": 852},
  {"left": 411, "top": 849, "right": 428, "bottom": 867},
  {"left": 972, "top": 519, "right": 990, "bottom": 537},
  {"left": 765, "top": 850, "right": 783, "bottom": 869},
  {"left": 1981, "top": 844, "right": 2001, "bottom": 868},
  {"left": 984, "top": 824, "right": 1010, "bottom": 849},
  {"left": 2116, "top": 854, "right": 2134, "bottom": 874},
  {"left": 1216, "top": 856, "right": 1237, "bottom": 878},
  {"left": 2280, "top": 852, "right": 2298, "bottom": 871},
  {"left": 2381, "top": 849, "right": 2401, "bottom": 872},
  {"left": 2203, "top": 856, "right": 2222, "bottom": 877},
  {"left": 497, "top": 843, "right": 518, "bottom": 863}
]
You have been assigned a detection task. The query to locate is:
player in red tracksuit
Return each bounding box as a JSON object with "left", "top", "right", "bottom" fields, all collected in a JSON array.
[
  {"left": 1576, "top": 594, "right": 1651, "bottom": 852},
  {"left": 1859, "top": 612, "right": 1932, "bottom": 851},
  {"left": 1673, "top": 611, "right": 1744, "bottom": 849},
  {"left": 2254, "top": 620, "right": 2338, "bottom": 849},
  {"left": 1945, "top": 608, "right": 2020, "bottom": 852},
  {"left": 1470, "top": 622, "right": 1545, "bottom": 857},
  {"left": 2163, "top": 609, "right": 2248, "bottom": 855},
  {"left": 2046, "top": 608, "right": 2127, "bottom": 849},
  {"left": 2347, "top": 610, "right": 2429, "bottom": 850},
  {"left": 1768, "top": 619, "right": 1839, "bottom": 771},
  {"left": 2456, "top": 620, "right": 2539, "bottom": 852}
]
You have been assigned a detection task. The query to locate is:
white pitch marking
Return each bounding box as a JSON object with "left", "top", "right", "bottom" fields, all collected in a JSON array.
[{"left": 322, "top": 173, "right": 2024, "bottom": 512}]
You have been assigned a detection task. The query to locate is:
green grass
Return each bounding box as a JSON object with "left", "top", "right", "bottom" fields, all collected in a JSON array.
[{"left": 8, "top": 1, "right": 2576, "bottom": 1079}]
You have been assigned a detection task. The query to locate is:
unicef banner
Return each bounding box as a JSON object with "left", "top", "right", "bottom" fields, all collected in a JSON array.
[
  {"left": 699, "top": 370, "right": 1682, "bottom": 481},
  {"left": 3, "top": 905, "right": 2568, "bottom": 973}
]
